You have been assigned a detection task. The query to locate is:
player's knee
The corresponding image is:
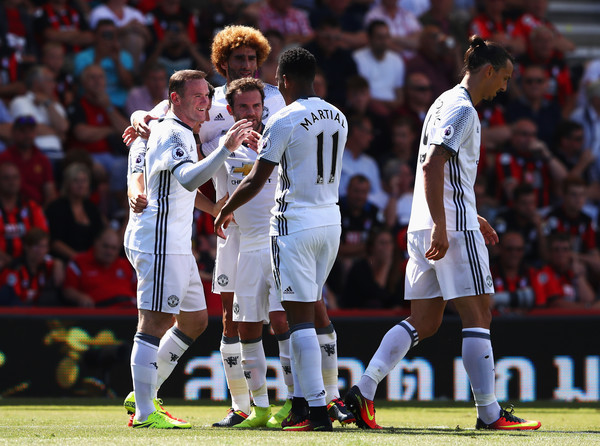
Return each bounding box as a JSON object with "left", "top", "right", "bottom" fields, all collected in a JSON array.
[
  {"left": 177, "top": 311, "right": 208, "bottom": 340},
  {"left": 410, "top": 316, "right": 443, "bottom": 340},
  {"left": 269, "top": 312, "right": 289, "bottom": 334}
]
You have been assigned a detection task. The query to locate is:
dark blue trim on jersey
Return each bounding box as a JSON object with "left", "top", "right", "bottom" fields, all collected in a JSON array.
[
  {"left": 271, "top": 236, "right": 281, "bottom": 291},
  {"left": 464, "top": 231, "right": 485, "bottom": 296},
  {"left": 152, "top": 171, "right": 170, "bottom": 311},
  {"left": 163, "top": 116, "right": 193, "bottom": 131},
  {"left": 171, "top": 159, "right": 193, "bottom": 173},
  {"left": 448, "top": 156, "right": 467, "bottom": 231},
  {"left": 439, "top": 142, "right": 457, "bottom": 155},
  {"left": 258, "top": 157, "right": 278, "bottom": 166},
  {"left": 459, "top": 85, "right": 474, "bottom": 105},
  {"left": 275, "top": 152, "right": 290, "bottom": 235}
]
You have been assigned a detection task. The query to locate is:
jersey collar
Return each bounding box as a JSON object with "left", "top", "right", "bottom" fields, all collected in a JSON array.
[{"left": 458, "top": 85, "right": 474, "bottom": 106}]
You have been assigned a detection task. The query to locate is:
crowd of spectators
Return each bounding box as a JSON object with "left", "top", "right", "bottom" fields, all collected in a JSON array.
[{"left": 0, "top": 0, "right": 598, "bottom": 313}]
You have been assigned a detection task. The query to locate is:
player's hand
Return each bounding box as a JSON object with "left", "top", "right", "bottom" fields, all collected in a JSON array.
[
  {"left": 129, "top": 193, "right": 148, "bottom": 213},
  {"left": 478, "top": 215, "right": 498, "bottom": 245},
  {"left": 212, "top": 193, "right": 229, "bottom": 217},
  {"left": 223, "top": 119, "right": 254, "bottom": 152},
  {"left": 133, "top": 113, "right": 157, "bottom": 139},
  {"left": 244, "top": 130, "right": 262, "bottom": 152},
  {"left": 425, "top": 223, "right": 449, "bottom": 260},
  {"left": 122, "top": 125, "right": 138, "bottom": 146},
  {"left": 214, "top": 210, "right": 234, "bottom": 239}
]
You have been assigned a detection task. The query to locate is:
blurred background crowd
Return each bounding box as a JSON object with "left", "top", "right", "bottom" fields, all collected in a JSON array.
[{"left": 0, "top": 0, "right": 598, "bottom": 314}]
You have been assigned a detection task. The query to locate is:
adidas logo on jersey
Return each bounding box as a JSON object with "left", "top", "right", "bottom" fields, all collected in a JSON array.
[
  {"left": 283, "top": 286, "right": 294, "bottom": 295},
  {"left": 214, "top": 113, "right": 225, "bottom": 121}
]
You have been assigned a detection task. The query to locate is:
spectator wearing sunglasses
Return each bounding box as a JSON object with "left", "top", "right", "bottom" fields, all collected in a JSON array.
[{"left": 505, "top": 64, "right": 562, "bottom": 148}]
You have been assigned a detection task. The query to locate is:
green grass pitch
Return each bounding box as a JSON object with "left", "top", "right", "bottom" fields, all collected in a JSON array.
[{"left": 0, "top": 399, "right": 598, "bottom": 445}]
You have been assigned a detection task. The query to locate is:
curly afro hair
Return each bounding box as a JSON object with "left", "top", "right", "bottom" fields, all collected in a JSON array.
[{"left": 211, "top": 25, "right": 271, "bottom": 77}]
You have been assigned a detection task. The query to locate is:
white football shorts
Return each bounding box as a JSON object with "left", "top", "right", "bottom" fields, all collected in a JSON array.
[
  {"left": 404, "top": 229, "right": 494, "bottom": 300},
  {"left": 125, "top": 248, "right": 207, "bottom": 314},
  {"left": 233, "top": 247, "right": 283, "bottom": 323},
  {"left": 212, "top": 223, "right": 240, "bottom": 294},
  {"left": 270, "top": 225, "right": 341, "bottom": 303}
]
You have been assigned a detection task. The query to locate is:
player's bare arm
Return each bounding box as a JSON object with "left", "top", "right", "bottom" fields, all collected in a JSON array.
[
  {"left": 128, "top": 172, "right": 147, "bottom": 213},
  {"left": 194, "top": 191, "right": 229, "bottom": 218},
  {"left": 130, "top": 110, "right": 158, "bottom": 139},
  {"left": 214, "top": 159, "right": 275, "bottom": 239},
  {"left": 423, "top": 144, "right": 453, "bottom": 260},
  {"left": 477, "top": 215, "right": 499, "bottom": 245}
]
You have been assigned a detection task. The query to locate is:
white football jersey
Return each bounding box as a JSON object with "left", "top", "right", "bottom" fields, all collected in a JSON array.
[
  {"left": 124, "top": 111, "right": 199, "bottom": 254},
  {"left": 221, "top": 143, "right": 277, "bottom": 252},
  {"left": 258, "top": 96, "right": 348, "bottom": 236},
  {"left": 408, "top": 85, "right": 481, "bottom": 233}
]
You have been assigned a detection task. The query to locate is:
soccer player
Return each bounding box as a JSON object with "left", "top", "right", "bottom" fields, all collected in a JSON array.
[
  {"left": 205, "top": 77, "right": 288, "bottom": 428},
  {"left": 343, "top": 36, "right": 542, "bottom": 431},
  {"left": 214, "top": 47, "right": 348, "bottom": 431},
  {"left": 124, "top": 69, "right": 253, "bottom": 429},
  {"left": 202, "top": 25, "right": 286, "bottom": 427}
]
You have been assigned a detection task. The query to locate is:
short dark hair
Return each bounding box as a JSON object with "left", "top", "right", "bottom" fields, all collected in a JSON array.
[
  {"left": 95, "top": 18, "right": 116, "bottom": 31},
  {"left": 555, "top": 119, "right": 583, "bottom": 142},
  {"left": 226, "top": 77, "right": 265, "bottom": 108},
  {"left": 462, "top": 35, "right": 514, "bottom": 76},
  {"left": 346, "top": 75, "right": 369, "bottom": 92},
  {"left": 513, "top": 182, "right": 535, "bottom": 201},
  {"left": 367, "top": 20, "right": 388, "bottom": 38},
  {"left": 168, "top": 70, "right": 206, "bottom": 104},
  {"left": 23, "top": 228, "right": 49, "bottom": 247},
  {"left": 278, "top": 48, "right": 316, "bottom": 84}
]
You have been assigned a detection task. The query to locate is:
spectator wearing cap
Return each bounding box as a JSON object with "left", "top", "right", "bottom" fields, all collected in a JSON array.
[
  {"left": 8, "top": 65, "right": 69, "bottom": 165},
  {"left": 0, "top": 116, "right": 57, "bottom": 207},
  {"left": 63, "top": 227, "right": 135, "bottom": 308}
]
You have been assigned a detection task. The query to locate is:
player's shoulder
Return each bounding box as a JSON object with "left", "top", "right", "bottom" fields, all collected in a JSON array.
[
  {"left": 437, "top": 88, "right": 476, "bottom": 118},
  {"left": 263, "top": 83, "right": 282, "bottom": 98}
]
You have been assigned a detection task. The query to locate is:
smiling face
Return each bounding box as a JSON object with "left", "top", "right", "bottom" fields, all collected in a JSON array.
[
  {"left": 171, "top": 78, "right": 210, "bottom": 127},
  {"left": 223, "top": 46, "right": 258, "bottom": 83},
  {"left": 229, "top": 89, "right": 263, "bottom": 132}
]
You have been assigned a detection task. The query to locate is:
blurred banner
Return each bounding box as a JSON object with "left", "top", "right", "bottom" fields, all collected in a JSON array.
[{"left": 0, "top": 312, "right": 598, "bottom": 402}]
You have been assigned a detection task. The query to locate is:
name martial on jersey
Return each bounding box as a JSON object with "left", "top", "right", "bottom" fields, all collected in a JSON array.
[{"left": 258, "top": 96, "right": 348, "bottom": 236}]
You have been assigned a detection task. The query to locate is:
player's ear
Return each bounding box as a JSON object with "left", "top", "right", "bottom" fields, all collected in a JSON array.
[
  {"left": 170, "top": 91, "right": 179, "bottom": 105},
  {"left": 226, "top": 104, "right": 233, "bottom": 116}
]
